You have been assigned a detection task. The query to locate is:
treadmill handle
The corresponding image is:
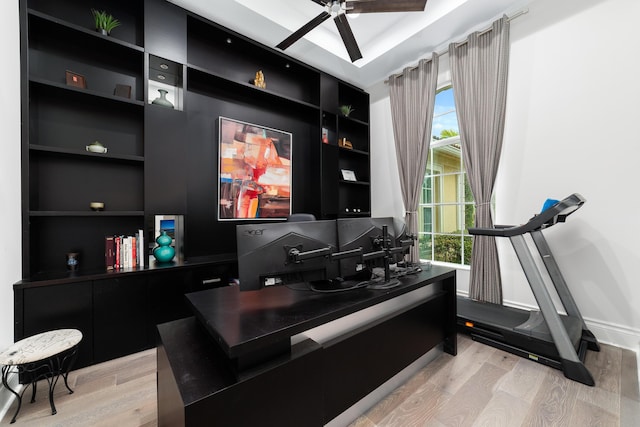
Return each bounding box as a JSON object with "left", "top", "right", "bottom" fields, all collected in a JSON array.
[
  {"left": 469, "top": 193, "right": 586, "bottom": 238},
  {"left": 468, "top": 224, "right": 520, "bottom": 237}
]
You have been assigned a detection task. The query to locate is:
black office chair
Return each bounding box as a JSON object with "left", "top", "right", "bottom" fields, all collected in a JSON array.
[{"left": 287, "top": 213, "right": 316, "bottom": 222}]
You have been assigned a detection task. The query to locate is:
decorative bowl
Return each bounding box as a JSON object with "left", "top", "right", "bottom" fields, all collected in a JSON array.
[
  {"left": 90, "top": 201, "right": 105, "bottom": 211},
  {"left": 86, "top": 141, "right": 107, "bottom": 153}
]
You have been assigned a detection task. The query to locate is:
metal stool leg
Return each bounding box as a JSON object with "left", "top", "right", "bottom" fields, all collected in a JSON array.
[
  {"left": 60, "top": 345, "right": 79, "bottom": 394},
  {"left": 2, "top": 366, "right": 23, "bottom": 424},
  {"left": 30, "top": 379, "right": 37, "bottom": 403},
  {"left": 47, "top": 377, "right": 57, "bottom": 416}
]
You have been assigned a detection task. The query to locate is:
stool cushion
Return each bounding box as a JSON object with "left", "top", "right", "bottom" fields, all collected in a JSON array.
[{"left": 0, "top": 329, "right": 82, "bottom": 366}]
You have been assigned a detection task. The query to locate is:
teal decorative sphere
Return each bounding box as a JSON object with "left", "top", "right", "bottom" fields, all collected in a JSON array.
[{"left": 153, "top": 231, "right": 175, "bottom": 262}]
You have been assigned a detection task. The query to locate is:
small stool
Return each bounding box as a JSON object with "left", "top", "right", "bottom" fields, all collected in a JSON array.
[{"left": 0, "top": 329, "right": 82, "bottom": 424}]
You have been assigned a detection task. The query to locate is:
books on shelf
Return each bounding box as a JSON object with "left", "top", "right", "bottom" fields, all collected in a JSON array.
[{"left": 105, "top": 229, "right": 145, "bottom": 270}]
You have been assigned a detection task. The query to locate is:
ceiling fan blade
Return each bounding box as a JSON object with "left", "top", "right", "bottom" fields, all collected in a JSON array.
[
  {"left": 345, "top": 0, "right": 428, "bottom": 14},
  {"left": 309, "top": 0, "right": 329, "bottom": 5},
  {"left": 334, "top": 14, "right": 362, "bottom": 62},
  {"left": 277, "top": 11, "right": 331, "bottom": 50}
]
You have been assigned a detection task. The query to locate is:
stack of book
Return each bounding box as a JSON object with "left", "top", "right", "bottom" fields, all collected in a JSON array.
[{"left": 105, "top": 229, "right": 145, "bottom": 270}]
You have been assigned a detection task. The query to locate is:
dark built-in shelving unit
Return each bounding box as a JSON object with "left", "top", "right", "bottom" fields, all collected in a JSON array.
[
  {"left": 23, "top": 0, "right": 146, "bottom": 276},
  {"left": 21, "top": 0, "right": 370, "bottom": 278},
  {"left": 18, "top": 0, "right": 370, "bottom": 366}
]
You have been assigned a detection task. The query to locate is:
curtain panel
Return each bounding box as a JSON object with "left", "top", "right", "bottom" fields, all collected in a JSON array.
[
  {"left": 388, "top": 55, "right": 439, "bottom": 263},
  {"left": 449, "top": 16, "right": 510, "bottom": 304}
]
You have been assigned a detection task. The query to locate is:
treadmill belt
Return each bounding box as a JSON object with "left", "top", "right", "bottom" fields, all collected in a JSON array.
[{"left": 457, "top": 296, "right": 530, "bottom": 329}]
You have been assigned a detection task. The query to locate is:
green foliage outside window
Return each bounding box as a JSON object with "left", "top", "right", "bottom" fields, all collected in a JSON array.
[
  {"left": 433, "top": 233, "right": 473, "bottom": 265},
  {"left": 419, "top": 233, "right": 473, "bottom": 265}
]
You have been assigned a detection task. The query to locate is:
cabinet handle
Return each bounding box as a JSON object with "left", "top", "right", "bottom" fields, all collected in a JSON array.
[{"left": 202, "top": 278, "right": 221, "bottom": 285}]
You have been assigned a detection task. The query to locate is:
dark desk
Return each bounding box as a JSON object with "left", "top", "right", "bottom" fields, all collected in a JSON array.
[{"left": 157, "top": 266, "right": 456, "bottom": 427}]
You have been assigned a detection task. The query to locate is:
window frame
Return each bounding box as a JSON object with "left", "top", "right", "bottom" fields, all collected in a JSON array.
[{"left": 418, "top": 86, "right": 473, "bottom": 267}]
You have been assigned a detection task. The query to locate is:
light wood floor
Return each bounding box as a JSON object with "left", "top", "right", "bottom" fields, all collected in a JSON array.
[{"left": 1, "top": 334, "right": 638, "bottom": 426}]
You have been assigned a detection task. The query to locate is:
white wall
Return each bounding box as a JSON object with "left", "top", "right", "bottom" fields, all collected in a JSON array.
[
  {"left": 369, "top": 0, "right": 640, "bottom": 350},
  {"left": 0, "top": 2, "right": 21, "bottom": 351}
]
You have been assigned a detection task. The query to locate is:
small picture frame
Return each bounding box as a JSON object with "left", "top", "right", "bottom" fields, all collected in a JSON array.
[
  {"left": 341, "top": 169, "right": 357, "bottom": 181},
  {"left": 114, "top": 84, "right": 132, "bottom": 99},
  {"left": 65, "top": 70, "right": 86, "bottom": 89}
]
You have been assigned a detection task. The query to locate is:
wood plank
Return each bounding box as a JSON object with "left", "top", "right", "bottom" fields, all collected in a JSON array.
[
  {"left": 569, "top": 399, "right": 618, "bottom": 427},
  {"left": 521, "top": 369, "right": 578, "bottom": 426},
  {"left": 583, "top": 342, "right": 622, "bottom": 394},
  {"left": 433, "top": 362, "right": 509, "bottom": 427},
  {"left": 427, "top": 339, "right": 496, "bottom": 395},
  {"left": 497, "top": 358, "right": 547, "bottom": 403},
  {"left": 375, "top": 382, "right": 452, "bottom": 426},
  {"left": 470, "top": 390, "right": 530, "bottom": 427}
]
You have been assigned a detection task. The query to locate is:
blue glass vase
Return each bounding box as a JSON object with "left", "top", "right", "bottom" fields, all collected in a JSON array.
[{"left": 153, "top": 231, "right": 175, "bottom": 262}]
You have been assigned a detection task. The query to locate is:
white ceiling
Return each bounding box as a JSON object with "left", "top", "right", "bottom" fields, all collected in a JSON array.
[{"left": 168, "top": 0, "right": 531, "bottom": 88}]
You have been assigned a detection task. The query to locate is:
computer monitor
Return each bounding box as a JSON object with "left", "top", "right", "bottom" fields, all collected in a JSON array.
[
  {"left": 336, "top": 217, "right": 397, "bottom": 279},
  {"left": 391, "top": 217, "right": 415, "bottom": 264},
  {"left": 236, "top": 220, "right": 340, "bottom": 291}
]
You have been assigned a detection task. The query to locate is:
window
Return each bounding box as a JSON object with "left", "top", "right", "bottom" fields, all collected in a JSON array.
[{"left": 418, "top": 86, "right": 474, "bottom": 265}]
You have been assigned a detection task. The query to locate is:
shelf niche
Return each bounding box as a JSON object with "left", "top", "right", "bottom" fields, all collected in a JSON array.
[
  {"left": 27, "top": 0, "right": 144, "bottom": 47},
  {"left": 186, "top": 15, "right": 320, "bottom": 107},
  {"left": 148, "top": 54, "right": 184, "bottom": 111}
]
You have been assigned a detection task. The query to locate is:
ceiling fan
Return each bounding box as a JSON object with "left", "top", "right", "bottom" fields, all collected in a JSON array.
[{"left": 276, "top": 0, "right": 428, "bottom": 62}]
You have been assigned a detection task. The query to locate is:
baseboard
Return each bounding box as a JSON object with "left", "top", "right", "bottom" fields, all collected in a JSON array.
[{"left": 0, "top": 371, "right": 22, "bottom": 422}]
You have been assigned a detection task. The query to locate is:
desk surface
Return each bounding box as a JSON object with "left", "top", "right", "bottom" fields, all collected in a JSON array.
[{"left": 186, "top": 265, "right": 455, "bottom": 360}]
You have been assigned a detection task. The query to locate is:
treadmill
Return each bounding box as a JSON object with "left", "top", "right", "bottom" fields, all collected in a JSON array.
[{"left": 457, "top": 193, "right": 600, "bottom": 386}]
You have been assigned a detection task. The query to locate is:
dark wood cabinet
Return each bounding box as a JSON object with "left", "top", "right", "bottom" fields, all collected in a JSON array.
[
  {"left": 93, "top": 276, "right": 149, "bottom": 363},
  {"left": 14, "top": 258, "right": 237, "bottom": 368},
  {"left": 21, "top": 281, "right": 94, "bottom": 368}
]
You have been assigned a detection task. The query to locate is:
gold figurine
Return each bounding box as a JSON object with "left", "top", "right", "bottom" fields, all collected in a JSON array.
[{"left": 253, "top": 70, "right": 266, "bottom": 89}]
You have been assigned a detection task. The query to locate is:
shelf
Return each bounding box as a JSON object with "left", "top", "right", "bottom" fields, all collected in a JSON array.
[
  {"left": 30, "top": 144, "right": 144, "bottom": 163},
  {"left": 339, "top": 82, "right": 370, "bottom": 123},
  {"left": 187, "top": 15, "right": 320, "bottom": 106},
  {"left": 26, "top": 0, "right": 144, "bottom": 48},
  {"left": 28, "top": 9, "right": 144, "bottom": 52},
  {"left": 28, "top": 81, "right": 144, "bottom": 156},
  {"left": 28, "top": 13, "right": 145, "bottom": 103},
  {"left": 339, "top": 115, "right": 369, "bottom": 127},
  {"left": 340, "top": 211, "right": 371, "bottom": 218},
  {"left": 338, "top": 147, "right": 368, "bottom": 156},
  {"left": 28, "top": 155, "right": 144, "bottom": 212},
  {"left": 29, "top": 77, "right": 144, "bottom": 106},
  {"left": 28, "top": 215, "right": 146, "bottom": 274},
  {"left": 339, "top": 180, "right": 370, "bottom": 186},
  {"left": 30, "top": 211, "right": 144, "bottom": 217},
  {"left": 187, "top": 65, "right": 320, "bottom": 111}
]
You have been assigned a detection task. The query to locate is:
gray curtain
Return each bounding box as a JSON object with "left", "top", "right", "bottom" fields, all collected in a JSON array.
[
  {"left": 388, "top": 56, "right": 438, "bottom": 263},
  {"left": 449, "top": 16, "right": 510, "bottom": 304}
]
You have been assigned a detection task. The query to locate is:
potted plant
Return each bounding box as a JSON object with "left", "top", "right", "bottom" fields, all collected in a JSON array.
[
  {"left": 91, "top": 9, "right": 121, "bottom": 35},
  {"left": 339, "top": 105, "right": 354, "bottom": 117}
]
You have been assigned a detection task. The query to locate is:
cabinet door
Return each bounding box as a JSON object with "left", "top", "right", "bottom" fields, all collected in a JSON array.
[
  {"left": 93, "top": 276, "right": 149, "bottom": 363},
  {"left": 148, "top": 270, "right": 192, "bottom": 335},
  {"left": 23, "top": 282, "right": 93, "bottom": 368}
]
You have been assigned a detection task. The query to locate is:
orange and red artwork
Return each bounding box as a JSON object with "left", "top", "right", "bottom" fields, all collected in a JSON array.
[{"left": 218, "top": 117, "right": 292, "bottom": 220}]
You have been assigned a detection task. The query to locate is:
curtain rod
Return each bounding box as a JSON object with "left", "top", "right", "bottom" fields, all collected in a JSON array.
[{"left": 384, "top": 8, "right": 528, "bottom": 84}]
